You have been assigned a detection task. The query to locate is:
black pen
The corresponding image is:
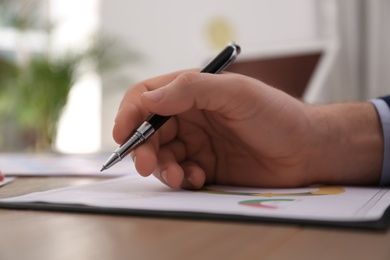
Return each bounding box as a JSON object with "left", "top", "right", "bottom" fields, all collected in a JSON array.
[{"left": 101, "top": 42, "right": 241, "bottom": 172}]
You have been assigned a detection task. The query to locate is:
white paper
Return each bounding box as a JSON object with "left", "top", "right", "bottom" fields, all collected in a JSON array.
[
  {"left": 1, "top": 175, "right": 389, "bottom": 223},
  {"left": 0, "top": 177, "right": 15, "bottom": 187},
  {"left": 0, "top": 153, "right": 135, "bottom": 177}
]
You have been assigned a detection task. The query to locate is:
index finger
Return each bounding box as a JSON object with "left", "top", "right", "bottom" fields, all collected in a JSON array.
[{"left": 113, "top": 69, "right": 196, "bottom": 145}]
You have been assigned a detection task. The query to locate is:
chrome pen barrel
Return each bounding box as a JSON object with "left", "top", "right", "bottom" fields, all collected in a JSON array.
[
  {"left": 101, "top": 122, "right": 156, "bottom": 171},
  {"left": 116, "top": 121, "right": 155, "bottom": 158}
]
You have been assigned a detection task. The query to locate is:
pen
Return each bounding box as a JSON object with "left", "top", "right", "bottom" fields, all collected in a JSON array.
[{"left": 101, "top": 42, "right": 241, "bottom": 172}]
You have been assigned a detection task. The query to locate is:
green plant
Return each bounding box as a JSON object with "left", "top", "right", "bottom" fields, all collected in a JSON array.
[
  {"left": 0, "top": 1, "right": 140, "bottom": 151},
  {"left": 1, "top": 55, "right": 77, "bottom": 149}
]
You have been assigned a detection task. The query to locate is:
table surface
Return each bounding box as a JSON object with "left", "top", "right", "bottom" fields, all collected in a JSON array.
[{"left": 0, "top": 177, "right": 390, "bottom": 260}]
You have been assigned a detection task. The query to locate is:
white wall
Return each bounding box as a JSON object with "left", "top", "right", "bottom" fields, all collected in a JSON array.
[
  {"left": 101, "top": 0, "right": 318, "bottom": 75},
  {"left": 51, "top": 0, "right": 102, "bottom": 153},
  {"left": 99, "top": 0, "right": 333, "bottom": 151}
]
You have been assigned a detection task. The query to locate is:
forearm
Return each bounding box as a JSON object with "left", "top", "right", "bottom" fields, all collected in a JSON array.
[{"left": 308, "top": 102, "right": 383, "bottom": 185}]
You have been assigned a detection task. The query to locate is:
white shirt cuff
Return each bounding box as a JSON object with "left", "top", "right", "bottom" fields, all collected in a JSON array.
[{"left": 369, "top": 99, "right": 390, "bottom": 186}]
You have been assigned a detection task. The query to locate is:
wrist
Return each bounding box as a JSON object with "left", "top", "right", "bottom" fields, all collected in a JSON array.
[{"left": 307, "top": 102, "right": 383, "bottom": 185}]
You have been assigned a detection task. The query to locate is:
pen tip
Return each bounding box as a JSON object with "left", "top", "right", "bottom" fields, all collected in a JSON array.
[{"left": 100, "top": 166, "right": 106, "bottom": 172}]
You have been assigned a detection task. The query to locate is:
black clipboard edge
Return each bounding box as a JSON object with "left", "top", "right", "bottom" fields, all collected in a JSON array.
[{"left": 0, "top": 201, "right": 388, "bottom": 231}]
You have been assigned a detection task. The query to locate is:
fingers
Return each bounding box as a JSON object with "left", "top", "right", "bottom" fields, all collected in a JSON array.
[
  {"left": 135, "top": 138, "right": 206, "bottom": 189},
  {"left": 113, "top": 69, "right": 194, "bottom": 145},
  {"left": 154, "top": 160, "right": 206, "bottom": 190},
  {"left": 113, "top": 103, "right": 144, "bottom": 144},
  {"left": 150, "top": 140, "right": 185, "bottom": 189},
  {"left": 131, "top": 141, "right": 157, "bottom": 177},
  {"left": 179, "top": 161, "right": 207, "bottom": 190}
]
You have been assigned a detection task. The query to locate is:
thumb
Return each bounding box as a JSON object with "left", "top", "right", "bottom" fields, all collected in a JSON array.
[{"left": 141, "top": 72, "right": 268, "bottom": 120}]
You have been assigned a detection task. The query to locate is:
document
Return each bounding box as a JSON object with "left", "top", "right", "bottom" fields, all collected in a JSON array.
[
  {"left": 0, "top": 177, "right": 15, "bottom": 187},
  {"left": 0, "top": 153, "right": 134, "bottom": 177},
  {"left": 0, "top": 175, "right": 389, "bottom": 229}
]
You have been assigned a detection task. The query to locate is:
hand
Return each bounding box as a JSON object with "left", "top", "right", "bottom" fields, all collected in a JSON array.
[{"left": 113, "top": 70, "right": 382, "bottom": 189}]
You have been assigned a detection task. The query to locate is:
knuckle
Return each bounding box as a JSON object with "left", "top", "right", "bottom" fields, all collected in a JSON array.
[
  {"left": 174, "top": 72, "right": 208, "bottom": 108},
  {"left": 174, "top": 72, "right": 203, "bottom": 87}
]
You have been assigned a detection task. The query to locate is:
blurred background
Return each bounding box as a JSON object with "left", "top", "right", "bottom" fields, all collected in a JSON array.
[{"left": 0, "top": 0, "right": 389, "bottom": 155}]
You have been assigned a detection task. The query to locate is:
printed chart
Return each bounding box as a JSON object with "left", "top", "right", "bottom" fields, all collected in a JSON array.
[
  {"left": 0, "top": 176, "right": 389, "bottom": 227},
  {"left": 200, "top": 186, "right": 345, "bottom": 210}
]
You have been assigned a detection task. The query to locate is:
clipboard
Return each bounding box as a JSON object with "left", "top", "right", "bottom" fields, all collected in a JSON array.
[{"left": 0, "top": 175, "right": 389, "bottom": 230}]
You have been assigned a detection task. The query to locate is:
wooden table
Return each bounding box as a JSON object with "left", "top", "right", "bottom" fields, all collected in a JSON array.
[{"left": 0, "top": 177, "right": 390, "bottom": 260}]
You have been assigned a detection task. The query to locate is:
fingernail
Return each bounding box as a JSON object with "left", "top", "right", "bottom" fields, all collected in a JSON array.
[
  {"left": 143, "top": 89, "right": 164, "bottom": 102},
  {"left": 161, "top": 170, "right": 169, "bottom": 184},
  {"left": 186, "top": 176, "right": 194, "bottom": 187}
]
